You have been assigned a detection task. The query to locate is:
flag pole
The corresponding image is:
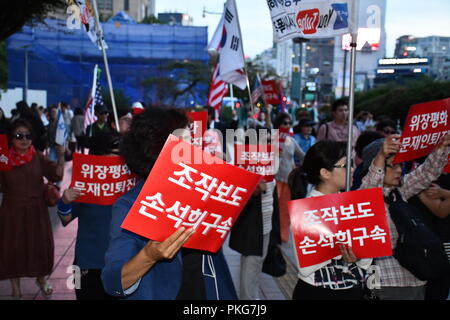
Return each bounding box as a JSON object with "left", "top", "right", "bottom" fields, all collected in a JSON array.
[
  {"left": 229, "top": 84, "right": 235, "bottom": 110},
  {"left": 232, "top": 0, "right": 254, "bottom": 115},
  {"left": 91, "top": 0, "right": 120, "bottom": 133},
  {"left": 345, "top": 0, "right": 360, "bottom": 192}
]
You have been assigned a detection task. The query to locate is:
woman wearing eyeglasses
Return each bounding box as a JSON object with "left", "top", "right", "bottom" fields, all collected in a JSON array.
[
  {"left": 273, "top": 112, "right": 305, "bottom": 243},
  {"left": 289, "top": 140, "right": 373, "bottom": 300},
  {"left": 359, "top": 133, "right": 450, "bottom": 300},
  {"left": 0, "top": 119, "right": 65, "bottom": 299}
]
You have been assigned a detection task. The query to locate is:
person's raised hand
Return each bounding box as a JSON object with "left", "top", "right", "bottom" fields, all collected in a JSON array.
[
  {"left": 143, "top": 227, "right": 195, "bottom": 262},
  {"left": 381, "top": 134, "right": 401, "bottom": 158},
  {"left": 437, "top": 133, "right": 450, "bottom": 150},
  {"left": 340, "top": 245, "right": 359, "bottom": 264},
  {"left": 62, "top": 188, "right": 82, "bottom": 204}
]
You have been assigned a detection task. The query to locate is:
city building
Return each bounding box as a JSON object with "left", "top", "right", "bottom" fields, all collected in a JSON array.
[
  {"left": 157, "top": 12, "right": 193, "bottom": 26},
  {"left": 374, "top": 57, "right": 431, "bottom": 86}
]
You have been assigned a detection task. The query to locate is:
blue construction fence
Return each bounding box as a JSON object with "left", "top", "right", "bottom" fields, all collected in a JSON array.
[{"left": 7, "top": 18, "right": 209, "bottom": 109}]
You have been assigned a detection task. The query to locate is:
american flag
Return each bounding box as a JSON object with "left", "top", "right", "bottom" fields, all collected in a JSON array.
[
  {"left": 84, "top": 64, "right": 103, "bottom": 131},
  {"left": 251, "top": 74, "right": 263, "bottom": 103},
  {"left": 207, "top": 63, "right": 228, "bottom": 115}
]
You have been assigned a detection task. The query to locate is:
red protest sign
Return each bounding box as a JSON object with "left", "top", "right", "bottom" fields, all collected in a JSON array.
[
  {"left": 262, "top": 80, "right": 280, "bottom": 105},
  {"left": 234, "top": 144, "right": 277, "bottom": 181},
  {"left": 70, "top": 153, "right": 137, "bottom": 205},
  {"left": 121, "top": 135, "right": 262, "bottom": 253},
  {"left": 186, "top": 111, "right": 208, "bottom": 148},
  {"left": 0, "top": 134, "right": 11, "bottom": 171},
  {"left": 393, "top": 98, "right": 450, "bottom": 164},
  {"left": 288, "top": 188, "right": 392, "bottom": 268}
]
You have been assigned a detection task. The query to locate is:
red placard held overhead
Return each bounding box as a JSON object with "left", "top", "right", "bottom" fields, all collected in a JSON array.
[
  {"left": 393, "top": 98, "right": 450, "bottom": 164},
  {"left": 121, "top": 135, "right": 262, "bottom": 253},
  {"left": 261, "top": 80, "right": 280, "bottom": 105},
  {"left": 186, "top": 111, "right": 208, "bottom": 148},
  {"left": 0, "top": 134, "right": 11, "bottom": 171},
  {"left": 234, "top": 144, "right": 277, "bottom": 182},
  {"left": 288, "top": 188, "right": 392, "bottom": 268},
  {"left": 70, "top": 153, "right": 137, "bottom": 205}
]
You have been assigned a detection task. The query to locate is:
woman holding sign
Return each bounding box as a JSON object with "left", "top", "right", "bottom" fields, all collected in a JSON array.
[
  {"left": 360, "top": 133, "right": 450, "bottom": 300},
  {"left": 0, "top": 119, "right": 65, "bottom": 299},
  {"left": 289, "top": 140, "right": 372, "bottom": 300},
  {"left": 101, "top": 107, "right": 237, "bottom": 300}
]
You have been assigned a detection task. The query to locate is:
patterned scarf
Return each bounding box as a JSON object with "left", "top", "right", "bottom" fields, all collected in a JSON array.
[{"left": 9, "top": 145, "right": 37, "bottom": 167}]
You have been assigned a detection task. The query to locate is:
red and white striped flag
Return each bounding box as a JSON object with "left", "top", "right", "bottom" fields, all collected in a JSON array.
[
  {"left": 207, "top": 64, "right": 228, "bottom": 114},
  {"left": 84, "top": 64, "right": 104, "bottom": 131}
]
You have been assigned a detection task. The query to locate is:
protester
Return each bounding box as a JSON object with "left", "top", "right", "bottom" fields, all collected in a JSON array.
[
  {"left": 16, "top": 101, "right": 47, "bottom": 152},
  {"left": 360, "top": 133, "right": 450, "bottom": 300},
  {"left": 355, "top": 111, "right": 375, "bottom": 132},
  {"left": 57, "top": 131, "right": 121, "bottom": 300},
  {"left": 229, "top": 127, "right": 279, "bottom": 300},
  {"left": 46, "top": 105, "right": 60, "bottom": 161},
  {"left": 289, "top": 140, "right": 372, "bottom": 300},
  {"left": 71, "top": 108, "right": 87, "bottom": 154},
  {"left": 351, "top": 130, "right": 384, "bottom": 190},
  {"left": 0, "top": 119, "right": 65, "bottom": 299},
  {"left": 409, "top": 174, "right": 450, "bottom": 300},
  {"left": 108, "top": 108, "right": 132, "bottom": 134},
  {"left": 293, "top": 118, "right": 316, "bottom": 154},
  {"left": 376, "top": 119, "right": 397, "bottom": 137},
  {"left": 85, "top": 104, "right": 112, "bottom": 142},
  {"left": 101, "top": 107, "right": 237, "bottom": 300},
  {"left": 316, "top": 98, "right": 360, "bottom": 149},
  {"left": 274, "top": 112, "right": 305, "bottom": 243}
]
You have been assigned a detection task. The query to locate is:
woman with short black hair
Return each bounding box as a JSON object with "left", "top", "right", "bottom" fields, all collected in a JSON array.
[{"left": 289, "top": 140, "right": 372, "bottom": 300}]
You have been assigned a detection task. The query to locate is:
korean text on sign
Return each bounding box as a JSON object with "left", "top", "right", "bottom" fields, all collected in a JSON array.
[
  {"left": 70, "top": 153, "right": 137, "bottom": 206},
  {"left": 288, "top": 188, "right": 392, "bottom": 268},
  {"left": 121, "top": 135, "right": 262, "bottom": 253},
  {"left": 394, "top": 98, "right": 450, "bottom": 164},
  {"left": 234, "top": 144, "right": 277, "bottom": 178},
  {"left": 186, "top": 111, "right": 208, "bottom": 148}
]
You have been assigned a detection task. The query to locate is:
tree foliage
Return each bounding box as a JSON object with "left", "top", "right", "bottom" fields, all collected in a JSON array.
[
  {"left": 355, "top": 77, "right": 450, "bottom": 124},
  {"left": 0, "top": 1, "right": 67, "bottom": 41},
  {"left": 142, "top": 60, "right": 210, "bottom": 106},
  {"left": 0, "top": 41, "right": 7, "bottom": 91}
]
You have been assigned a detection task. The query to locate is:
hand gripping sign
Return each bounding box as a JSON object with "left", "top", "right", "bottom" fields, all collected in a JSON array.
[
  {"left": 0, "top": 134, "right": 11, "bottom": 171},
  {"left": 70, "top": 153, "right": 137, "bottom": 205},
  {"left": 121, "top": 135, "right": 262, "bottom": 253},
  {"left": 186, "top": 111, "right": 208, "bottom": 148},
  {"left": 288, "top": 188, "right": 392, "bottom": 268},
  {"left": 393, "top": 98, "right": 450, "bottom": 164}
]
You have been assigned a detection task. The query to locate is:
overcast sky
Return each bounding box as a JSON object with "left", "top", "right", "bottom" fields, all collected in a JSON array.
[{"left": 156, "top": 0, "right": 450, "bottom": 58}]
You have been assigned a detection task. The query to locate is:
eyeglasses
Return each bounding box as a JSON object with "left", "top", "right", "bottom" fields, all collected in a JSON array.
[
  {"left": 13, "top": 133, "right": 33, "bottom": 140},
  {"left": 383, "top": 129, "right": 396, "bottom": 135},
  {"left": 283, "top": 121, "right": 292, "bottom": 126},
  {"left": 332, "top": 160, "right": 353, "bottom": 169}
]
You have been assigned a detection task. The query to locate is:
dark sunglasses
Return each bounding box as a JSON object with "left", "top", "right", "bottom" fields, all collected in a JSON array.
[
  {"left": 383, "top": 129, "right": 396, "bottom": 135},
  {"left": 13, "top": 133, "right": 33, "bottom": 140},
  {"left": 283, "top": 121, "right": 292, "bottom": 125}
]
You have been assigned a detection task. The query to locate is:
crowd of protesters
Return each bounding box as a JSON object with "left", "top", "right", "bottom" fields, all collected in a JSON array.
[{"left": 0, "top": 97, "right": 448, "bottom": 301}]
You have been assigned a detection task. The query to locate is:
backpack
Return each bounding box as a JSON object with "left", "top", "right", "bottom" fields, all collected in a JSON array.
[{"left": 385, "top": 189, "right": 450, "bottom": 281}]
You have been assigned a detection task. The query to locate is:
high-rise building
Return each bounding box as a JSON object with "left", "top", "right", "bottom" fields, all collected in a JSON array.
[{"left": 158, "top": 13, "right": 193, "bottom": 26}]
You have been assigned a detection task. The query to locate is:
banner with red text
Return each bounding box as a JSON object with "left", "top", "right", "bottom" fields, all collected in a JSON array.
[
  {"left": 0, "top": 134, "right": 11, "bottom": 171},
  {"left": 288, "top": 188, "right": 392, "bottom": 268},
  {"left": 121, "top": 135, "right": 262, "bottom": 253},
  {"left": 70, "top": 153, "right": 137, "bottom": 205},
  {"left": 186, "top": 111, "right": 208, "bottom": 148},
  {"left": 234, "top": 144, "right": 277, "bottom": 181},
  {"left": 393, "top": 98, "right": 450, "bottom": 164}
]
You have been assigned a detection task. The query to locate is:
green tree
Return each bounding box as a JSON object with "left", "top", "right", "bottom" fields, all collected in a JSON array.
[
  {"left": 0, "top": 1, "right": 66, "bottom": 41},
  {"left": 142, "top": 60, "right": 210, "bottom": 105},
  {"left": 355, "top": 77, "right": 450, "bottom": 125},
  {"left": 102, "top": 88, "right": 131, "bottom": 110},
  {"left": 140, "top": 14, "right": 164, "bottom": 24}
]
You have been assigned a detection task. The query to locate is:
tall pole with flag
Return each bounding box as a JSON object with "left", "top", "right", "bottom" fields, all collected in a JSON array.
[
  {"left": 90, "top": 0, "right": 120, "bottom": 133},
  {"left": 207, "top": 0, "right": 251, "bottom": 117},
  {"left": 266, "top": 0, "right": 359, "bottom": 190}
]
